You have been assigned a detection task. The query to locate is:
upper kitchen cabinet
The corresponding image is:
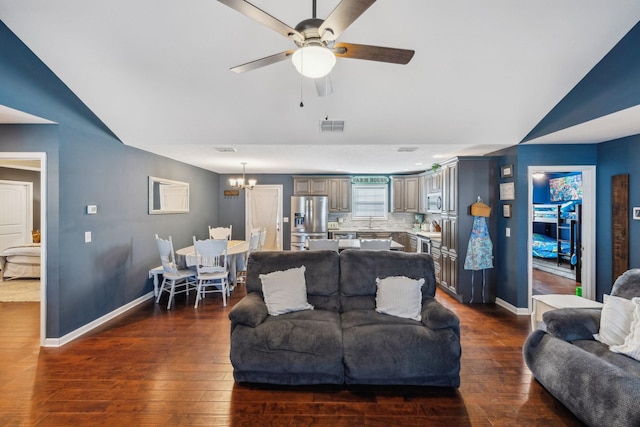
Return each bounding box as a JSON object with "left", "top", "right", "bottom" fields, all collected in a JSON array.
[
  {"left": 442, "top": 162, "right": 458, "bottom": 215},
  {"left": 419, "top": 170, "right": 442, "bottom": 213},
  {"left": 293, "top": 177, "right": 329, "bottom": 195},
  {"left": 294, "top": 176, "right": 352, "bottom": 212},
  {"left": 328, "top": 177, "right": 351, "bottom": 212},
  {"left": 391, "top": 176, "right": 419, "bottom": 213}
]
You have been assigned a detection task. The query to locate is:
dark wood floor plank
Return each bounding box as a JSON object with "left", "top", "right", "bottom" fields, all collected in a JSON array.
[{"left": 0, "top": 274, "right": 585, "bottom": 426}]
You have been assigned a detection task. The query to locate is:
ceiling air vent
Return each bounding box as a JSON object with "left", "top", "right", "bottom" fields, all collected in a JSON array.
[
  {"left": 320, "top": 120, "right": 345, "bottom": 133},
  {"left": 398, "top": 147, "right": 418, "bottom": 152},
  {"left": 214, "top": 147, "right": 237, "bottom": 153}
]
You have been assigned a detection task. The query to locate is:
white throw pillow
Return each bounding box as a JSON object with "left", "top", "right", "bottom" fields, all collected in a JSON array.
[
  {"left": 259, "top": 266, "right": 313, "bottom": 316},
  {"left": 375, "top": 276, "right": 425, "bottom": 321},
  {"left": 593, "top": 294, "right": 636, "bottom": 346},
  {"left": 610, "top": 297, "right": 640, "bottom": 361}
]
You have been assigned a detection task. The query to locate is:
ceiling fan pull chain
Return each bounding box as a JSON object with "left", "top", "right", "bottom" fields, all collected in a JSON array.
[
  {"left": 299, "top": 71, "right": 304, "bottom": 108},
  {"left": 325, "top": 75, "right": 329, "bottom": 119}
]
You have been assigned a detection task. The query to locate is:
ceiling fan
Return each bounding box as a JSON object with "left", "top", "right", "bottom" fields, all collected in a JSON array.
[{"left": 218, "top": 0, "right": 415, "bottom": 87}]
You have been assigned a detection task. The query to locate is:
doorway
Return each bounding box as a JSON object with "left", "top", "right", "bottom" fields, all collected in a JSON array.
[
  {"left": 245, "top": 185, "right": 283, "bottom": 251},
  {"left": 0, "top": 152, "right": 46, "bottom": 345},
  {"left": 527, "top": 166, "right": 596, "bottom": 312},
  {"left": 0, "top": 180, "right": 33, "bottom": 251}
]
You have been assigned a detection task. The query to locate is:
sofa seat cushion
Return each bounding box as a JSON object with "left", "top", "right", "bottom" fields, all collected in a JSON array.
[
  {"left": 341, "top": 310, "right": 460, "bottom": 386},
  {"left": 230, "top": 309, "right": 344, "bottom": 385},
  {"left": 572, "top": 339, "right": 640, "bottom": 377}
]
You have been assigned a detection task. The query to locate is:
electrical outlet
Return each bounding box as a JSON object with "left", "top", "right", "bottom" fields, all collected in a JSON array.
[
  {"left": 505, "top": 227, "right": 510, "bottom": 237},
  {"left": 85, "top": 231, "right": 92, "bottom": 243}
]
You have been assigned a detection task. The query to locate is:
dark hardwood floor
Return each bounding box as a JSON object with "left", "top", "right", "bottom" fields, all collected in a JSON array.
[
  {"left": 0, "top": 284, "right": 584, "bottom": 426},
  {"left": 532, "top": 268, "right": 578, "bottom": 295}
]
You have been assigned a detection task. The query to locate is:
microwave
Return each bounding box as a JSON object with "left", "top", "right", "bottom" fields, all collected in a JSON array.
[{"left": 426, "top": 192, "right": 442, "bottom": 213}]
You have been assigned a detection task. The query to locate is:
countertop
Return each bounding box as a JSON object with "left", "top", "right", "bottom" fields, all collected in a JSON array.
[{"left": 328, "top": 228, "right": 441, "bottom": 240}]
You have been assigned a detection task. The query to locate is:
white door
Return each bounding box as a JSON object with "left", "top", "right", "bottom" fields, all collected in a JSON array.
[
  {"left": 246, "top": 185, "right": 283, "bottom": 251},
  {"left": 0, "top": 180, "right": 33, "bottom": 252}
]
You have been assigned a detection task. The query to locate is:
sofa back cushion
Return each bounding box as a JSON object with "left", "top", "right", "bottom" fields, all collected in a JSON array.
[
  {"left": 611, "top": 269, "right": 640, "bottom": 300},
  {"left": 246, "top": 250, "right": 341, "bottom": 312},
  {"left": 339, "top": 250, "right": 436, "bottom": 312}
]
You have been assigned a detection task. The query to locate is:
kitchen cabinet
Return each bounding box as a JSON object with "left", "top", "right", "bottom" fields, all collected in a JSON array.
[
  {"left": 442, "top": 162, "right": 458, "bottom": 215},
  {"left": 426, "top": 170, "right": 442, "bottom": 193},
  {"left": 407, "top": 233, "right": 417, "bottom": 252},
  {"left": 437, "top": 157, "right": 496, "bottom": 303},
  {"left": 328, "top": 178, "right": 351, "bottom": 212},
  {"left": 431, "top": 240, "right": 442, "bottom": 285},
  {"left": 294, "top": 176, "right": 352, "bottom": 212},
  {"left": 357, "top": 231, "right": 392, "bottom": 240},
  {"left": 391, "top": 176, "right": 419, "bottom": 213},
  {"left": 293, "top": 177, "right": 329, "bottom": 195}
]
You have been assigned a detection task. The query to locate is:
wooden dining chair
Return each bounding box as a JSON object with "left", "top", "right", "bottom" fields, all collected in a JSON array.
[
  {"left": 236, "top": 232, "right": 261, "bottom": 285},
  {"left": 155, "top": 234, "right": 197, "bottom": 309},
  {"left": 208, "top": 225, "right": 232, "bottom": 240},
  {"left": 192, "top": 237, "right": 230, "bottom": 307}
]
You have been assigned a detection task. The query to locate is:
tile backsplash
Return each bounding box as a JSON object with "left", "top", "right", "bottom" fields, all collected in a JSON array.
[{"left": 328, "top": 212, "right": 416, "bottom": 230}]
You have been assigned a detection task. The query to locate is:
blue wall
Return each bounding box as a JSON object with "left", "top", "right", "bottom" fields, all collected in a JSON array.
[
  {"left": 524, "top": 21, "right": 640, "bottom": 141},
  {"left": 0, "top": 22, "right": 220, "bottom": 338},
  {"left": 493, "top": 144, "right": 598, "bottom": 308},
  {"left": 595, "top": 135, "right": 640, "bottom": 299}
]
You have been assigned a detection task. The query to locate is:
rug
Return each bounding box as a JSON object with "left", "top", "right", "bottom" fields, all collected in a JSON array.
[{"left": 0, "top": 279, "right": 40, "bottom": 302}]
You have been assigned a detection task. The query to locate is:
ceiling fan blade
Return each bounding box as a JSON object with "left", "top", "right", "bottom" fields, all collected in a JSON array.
[
  {"left": 319, "top": 0, "right": 376, "bottom": 41},
  {"left": 218, "top": 0, "right": 303, "bottom": 42},
  {"left": 315, "top": 75, "right": 334, "bottom": 97},
  {"left": 230, "top": 50, "right": 295, "bottom": 74},
  {"left": 333, "top": 42, "right": 414, "bottom": 64}
]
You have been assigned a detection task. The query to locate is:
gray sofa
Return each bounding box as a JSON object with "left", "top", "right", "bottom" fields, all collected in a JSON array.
[
  {"left": 229, "top": 249, "right": 461, "bottom": 386},
  {"left": 523, "top": 269, "right": 640, "bottom": 427}
]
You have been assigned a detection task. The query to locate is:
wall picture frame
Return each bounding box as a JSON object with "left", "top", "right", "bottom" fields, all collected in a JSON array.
[
  {"left": 503, "top": 203, "right": 512, "bottom": 218},
  {"left": 501, "top": 164, "right": 514, "bottom": 178},
  {"left": 499, "top": 182, "right": 515, "bottom": 200}
]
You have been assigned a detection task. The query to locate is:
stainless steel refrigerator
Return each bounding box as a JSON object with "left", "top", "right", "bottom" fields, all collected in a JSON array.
[{"left": 290, "top": 195, "right": 328, "bottom": 251}]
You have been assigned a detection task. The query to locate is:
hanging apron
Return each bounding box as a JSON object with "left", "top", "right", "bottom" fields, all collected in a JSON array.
[{"left": 464, "top": 216, "right": 493, "bottom": 302}]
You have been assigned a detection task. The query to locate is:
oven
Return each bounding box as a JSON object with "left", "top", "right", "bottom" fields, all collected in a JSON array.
[{"left": 416, "top": 235, "right": 431, "bottom": 254}]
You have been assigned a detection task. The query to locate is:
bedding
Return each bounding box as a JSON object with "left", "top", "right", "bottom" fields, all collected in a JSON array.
[
  {"left": 0, "top": 243, "right": 41, "bottom": 280},
  {"left": 532, "top": 233, "right": 569, "bottom": 259}
]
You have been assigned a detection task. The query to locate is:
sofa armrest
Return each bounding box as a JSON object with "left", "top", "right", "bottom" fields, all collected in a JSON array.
[
  {"left": 543, "top": 308, "right": 601, "bottom": 341},
  {"left": 229, "top": 292, "right": 268, "bottom": 328},
  {"left": 421, "top": 298, "right": 460, "bottom": 332}
]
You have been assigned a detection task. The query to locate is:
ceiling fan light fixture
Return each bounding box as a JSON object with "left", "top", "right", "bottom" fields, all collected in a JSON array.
[{"left": 292, "top": 45, "right": 336, "bottom": 78}]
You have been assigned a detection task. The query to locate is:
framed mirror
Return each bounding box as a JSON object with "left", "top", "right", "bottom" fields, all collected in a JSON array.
[{"left": 148, "top": 176, "right": 189, "bottom": 214}]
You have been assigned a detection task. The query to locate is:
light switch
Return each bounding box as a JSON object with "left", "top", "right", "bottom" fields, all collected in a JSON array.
[
  {"left": 87, "top": 205, "right": 98, "bottom": 214},
  {"left": 505, "top": 227, "right": 510, "bottom": 237},
  {"left": 85, "top": 231, "right": 92, "bottom": 243},
  {"left": 283, "top": 217, "right": 289, "bottom": 223}
]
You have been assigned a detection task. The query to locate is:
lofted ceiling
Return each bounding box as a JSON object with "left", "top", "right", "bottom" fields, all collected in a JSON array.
[{"left": 1, "top": 1, "right": 640, "bottom": 174}]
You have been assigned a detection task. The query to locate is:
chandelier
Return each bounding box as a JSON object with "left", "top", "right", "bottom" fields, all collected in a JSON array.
[{"left": 229, "top": 162, "right": 257, "bottom": 190}]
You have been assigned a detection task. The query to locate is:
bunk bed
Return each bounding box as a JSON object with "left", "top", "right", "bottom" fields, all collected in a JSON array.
[{"left": 532, "top": 202, "right": 582, "bottom": 281}]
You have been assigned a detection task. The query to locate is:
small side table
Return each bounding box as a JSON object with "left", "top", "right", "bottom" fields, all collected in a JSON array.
[{"left": 531, "top": 294, "right": 603, "bottom": 330}]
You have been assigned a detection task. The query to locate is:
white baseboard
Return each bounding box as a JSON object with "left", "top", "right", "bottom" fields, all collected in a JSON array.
[
  {"left": 495, "top": 297, "right": 530, "bottom": 316},
  {"left": 42, "top": 292, "right": 155, "bottom": 347}
]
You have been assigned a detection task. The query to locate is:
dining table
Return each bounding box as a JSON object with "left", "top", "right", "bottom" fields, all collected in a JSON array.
[{"left": 149, "top": 239, "right": 249, "bottom": 297}]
